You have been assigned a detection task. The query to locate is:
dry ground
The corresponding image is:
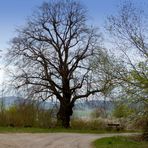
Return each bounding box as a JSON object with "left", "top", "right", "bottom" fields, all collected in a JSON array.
[{"left": 0, "top": 133, "right": 138, "bottom": 148}]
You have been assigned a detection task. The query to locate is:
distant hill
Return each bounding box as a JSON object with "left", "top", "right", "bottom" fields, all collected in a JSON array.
[
  {"left": 0, "top": 96, "right": 20, "bottom": 108},
  {"left": 0, "top": 96, "right": 57, "bottom": 109},
  {"left": 0, "top": 96, "right": 114, "bottom": 112},
  {"left": 74, "top": 100, "right": 114, "bottom": 111}
]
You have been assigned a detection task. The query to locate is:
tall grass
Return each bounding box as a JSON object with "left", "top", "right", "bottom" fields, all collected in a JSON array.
[{"left": 0, "top": 99, "right": 53, "bottom": 128}]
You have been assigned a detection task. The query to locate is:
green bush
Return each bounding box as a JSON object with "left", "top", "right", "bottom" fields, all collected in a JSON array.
[
  {"left": 0, "top": 112, "right": 7, "bottom": 126},
  {"left": 113, "top": 104, "right": 134, "bottom": 119},
  {"left": 36, "top": 109, "right": 52, "bottom": 128},
  {"left": 71, "top": 119, "right": 106, "bottom": 130},
  {"left": 0, "top": 99, "right": 7, "bottom": 126},
  {"left": 6, "top": 101, "right": 37, "bottom": 127},
  {"left": 0, "top": 99, "right": 54, "bottom": 128}
]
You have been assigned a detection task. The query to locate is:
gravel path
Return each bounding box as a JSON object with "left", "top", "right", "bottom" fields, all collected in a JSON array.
[{"left": 0, "top": 133, "right": 138, "bottom": 148}]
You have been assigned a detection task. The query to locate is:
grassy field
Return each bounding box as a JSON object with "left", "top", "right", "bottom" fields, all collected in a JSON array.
[
  {"left": 93, "top": 136, "right": 148, "bottom": 148},
  {"left": 0, "top": 127, "right": 139, "bottom": 134}
]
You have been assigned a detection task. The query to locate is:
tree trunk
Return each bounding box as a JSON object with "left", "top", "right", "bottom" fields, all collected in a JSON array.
[{"left": 57, "top": 102, "right": 74, "bottom": 128}]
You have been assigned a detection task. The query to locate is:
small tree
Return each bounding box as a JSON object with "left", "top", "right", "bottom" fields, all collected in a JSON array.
[{"left": 113, "top": 103, "right": 133, "bottom": 119}]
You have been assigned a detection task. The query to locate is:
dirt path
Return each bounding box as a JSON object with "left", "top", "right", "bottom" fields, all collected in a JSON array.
[{"left": 0, "top": 133, "right": 138, "bottom": 148}]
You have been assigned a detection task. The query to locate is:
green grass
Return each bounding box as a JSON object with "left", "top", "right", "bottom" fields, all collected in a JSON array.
[
  {"left": 0, "top": 127, "right": 119, "bottom": 133},
  {"left": 93, "top": 136, "right": 148, "bottom": 148},
  {"left": 0, "top": 126, "right": 139, "bottom": 134}
]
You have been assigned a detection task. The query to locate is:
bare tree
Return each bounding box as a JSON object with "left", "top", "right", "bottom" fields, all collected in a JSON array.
[
  {"left": 7, "top": 0, "right": 107, "bottom": 128},
  {"left": 106, "top": 0, "right": 148, "bottom": 138},
  {"left": 107, "top": 1, "right": 148, "bottom": 58},
  {"left": 106, "top": 0, "right": 148, "bottom": 103}
]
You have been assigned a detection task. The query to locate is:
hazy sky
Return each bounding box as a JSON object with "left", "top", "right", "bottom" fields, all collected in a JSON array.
[{"left": 0, "top": 0, "right": 147, "bottom": 84}]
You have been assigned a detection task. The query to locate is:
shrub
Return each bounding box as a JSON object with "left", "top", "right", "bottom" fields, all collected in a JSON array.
[
  {"left": 0, "top": 112, "right": 7, "bottom": 126},
  {"left": 0, "top": 99, "right": 53, "bottom": 128},
  {"left": 0, "top": 98, "right": 7, "bottom": 126},
  {"left": 36, "top": 109, "right": 52, "bottom": 128},
  {"left": 113, "top": 104, "right": 134, "bottom": 119},
  {"left": 6, "top": 101, "right": 37, "bottom": 127},
  {"left": 71, "top": 118, "right": 106, "bottom": 130}
]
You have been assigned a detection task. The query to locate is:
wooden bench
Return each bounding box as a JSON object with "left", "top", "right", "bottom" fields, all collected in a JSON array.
[{"left": 107, "top": 123, "right": 120, "bottom": 131}]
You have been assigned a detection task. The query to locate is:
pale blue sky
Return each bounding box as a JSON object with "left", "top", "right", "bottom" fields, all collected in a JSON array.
[
  {"left": 0, "top": 0, "right": 123, "bottom": 50},
  {"left": 0, "top": 0, "right": 147, "bottom": 50}
]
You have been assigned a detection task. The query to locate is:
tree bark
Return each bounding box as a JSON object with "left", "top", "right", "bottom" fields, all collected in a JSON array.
[{"left": 57, "top": 101, "right": 74, "bottom": 128}]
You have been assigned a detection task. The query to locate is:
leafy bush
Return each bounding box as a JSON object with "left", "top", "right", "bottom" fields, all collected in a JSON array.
[
  {"left": 0, "top": 112, "right": 7, "bottom": 126},
  {"left": 6, "top": 101, "right": 37, "bottom": 127},
  {"left": 113, "top": 104, "right": 134, "bottom": 119},
  {"left": 71, "top": 119, "right": 106, "bottom": 130},
  {"left": 0, "top": 99, "right": 53, "bottom": 128}
]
